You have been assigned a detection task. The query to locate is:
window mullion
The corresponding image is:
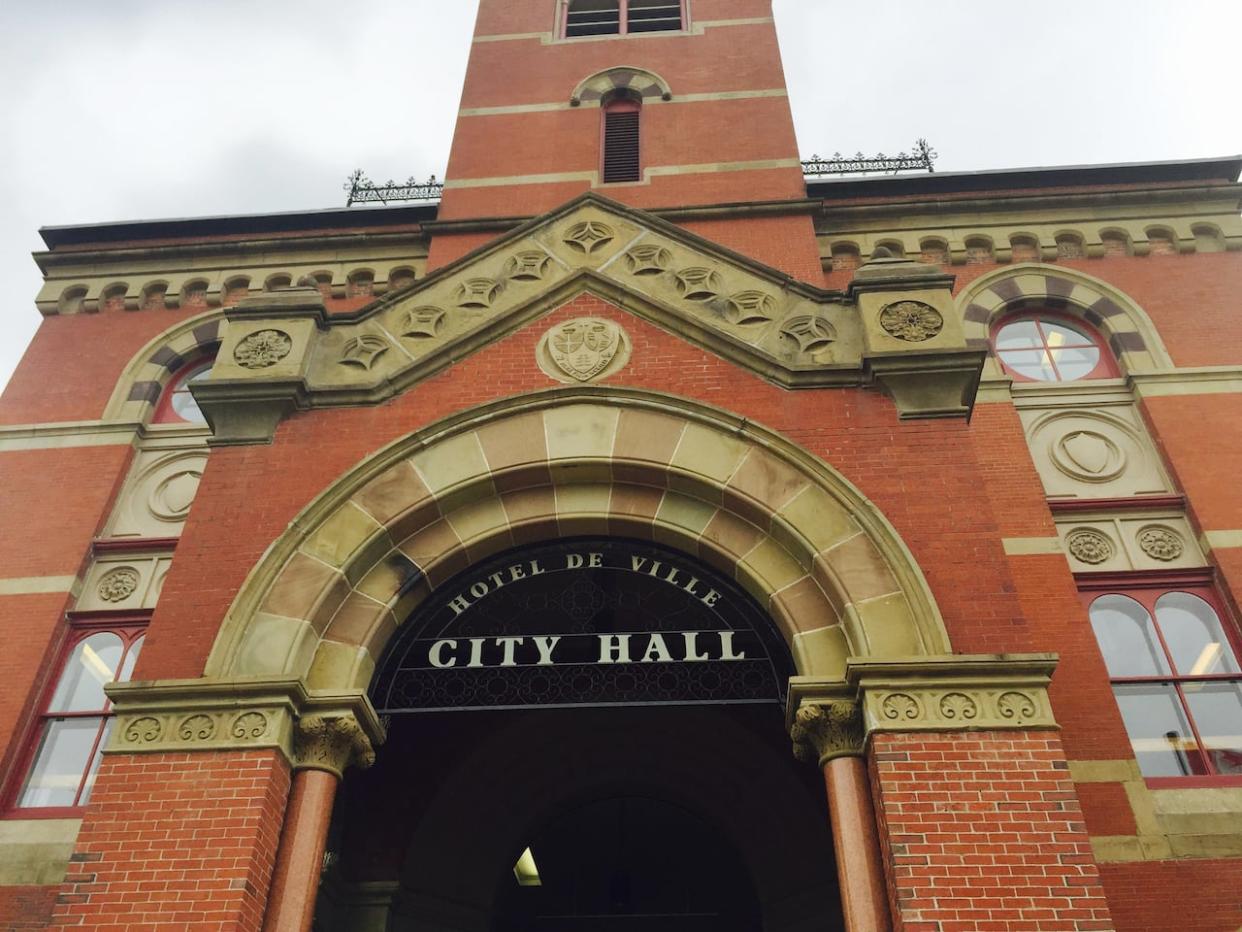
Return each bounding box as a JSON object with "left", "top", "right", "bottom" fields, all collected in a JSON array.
[
  {"left": 72, "top": 716, "right": 111, "bottom": 807},
  {"left": 1172, "top": 680, "right": 1216, "bottom": 775}
]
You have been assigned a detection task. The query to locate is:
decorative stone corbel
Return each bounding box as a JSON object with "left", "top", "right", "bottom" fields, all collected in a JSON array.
[
  {"left": 293, "top": 713, "right": 377, "bottom": 779},
  {"left": 848, "top": 251, "right": 985, "bottom": 419},
  {"left": 192, "top": 287, "right": 325, "bottom": 446}
]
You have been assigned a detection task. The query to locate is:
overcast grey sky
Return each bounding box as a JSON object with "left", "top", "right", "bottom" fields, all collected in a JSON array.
[{"left": 2, "top": 0, "right": 1239, "bottom": 395}]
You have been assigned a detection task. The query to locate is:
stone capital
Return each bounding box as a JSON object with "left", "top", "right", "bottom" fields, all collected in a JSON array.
[
  {"left": 789, "top": 700, "right": 865, "bottom": 766},
  {"left": 293, "top": 713, "right": 377, "bottom": 779}
]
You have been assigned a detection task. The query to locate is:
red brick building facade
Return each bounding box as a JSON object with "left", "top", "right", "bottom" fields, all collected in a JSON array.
[{"left": 1, "top": 2, "right": 1240, "bottom": 929}]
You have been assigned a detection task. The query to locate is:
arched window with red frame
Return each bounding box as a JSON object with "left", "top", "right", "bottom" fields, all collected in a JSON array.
[
  {"left": 153, "top": 355, "right": 216, "bottom": 424},
  {"left": 991, "top": 311, "right": 1117, "bottom": 383},
  {"left": 601, "top": 94, "right": 641, "bottom": 184},
  {"left": 12, "top": 625, "right": 145, "bottom": 811},
  {"left": 1087, "top": 584, "right": 1242, "bottom": 783}
]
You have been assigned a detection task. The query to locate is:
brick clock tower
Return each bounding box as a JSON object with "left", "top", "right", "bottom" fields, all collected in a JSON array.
[{"left": 1, "top": 1, "right": 1241, "bottom": 930}]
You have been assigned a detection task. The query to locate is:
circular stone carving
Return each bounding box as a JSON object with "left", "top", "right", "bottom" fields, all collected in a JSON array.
[
  {"left": 234, "top": 329, "right": 292, "bottom": 369},
  {"left": 537, "top": 318, "right": 631, "bottom": 384},
  {"left": 1066, "top": 528, "right": 1114, "bottom": 565},
  {"left": 1137, "top": 525, "right": 1185, "bottom": 562},
  {"left": 879, "top": 300, "right": 944, "bottom": 342},
  {"left": 98, "top": 566, "right": 140, "bottom": 603}
]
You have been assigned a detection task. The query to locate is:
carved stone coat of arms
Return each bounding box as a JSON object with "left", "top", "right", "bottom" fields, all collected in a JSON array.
[{"left": 548, "top": 318, "right": 622, "bottom": 382}]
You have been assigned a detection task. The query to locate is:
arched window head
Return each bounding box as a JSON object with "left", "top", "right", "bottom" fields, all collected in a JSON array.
[
  {"left": 601, "top": 94, "right": 641, "bottom": 184},
  {"left": 991, "top": 312, "right": 1115, "bottom": 383},
  {"left": 564, "top": 0, "right": 684, "bottom": 38},
  {"left": 154, "top": 355, "right": 216, "bottom": 424}
]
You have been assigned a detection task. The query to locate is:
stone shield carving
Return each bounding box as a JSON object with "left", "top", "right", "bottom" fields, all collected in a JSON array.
[{"left": 539, "top": 318, "right": 630, "bottom": 383}]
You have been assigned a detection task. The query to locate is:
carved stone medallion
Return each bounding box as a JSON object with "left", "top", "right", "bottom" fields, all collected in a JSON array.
[
  {"left": 505, "top": 251, "right": 553, "bottom": 282},
  {"left": 1137, "top": 526, "right": 1185, "bottom": 562},
  {"left": 1066, "top": 528, "right": 1114, "bottom": 565},
  {"left": 624, "top": 245, "right": 672, "bottom": 276},
  {"left": 674, "top": 267, "right": 722, "bottom": 301},
  {"left": 234, "top": 329, "right": 292, "bottom": 369},
  {"left": 537, "top": 318, "right": 630, "bottom": 384},
  {"left": 725, "top": 291, "right": 776, "bottom": 325},
  {"left": 879, "top": 300, "right": 944, "bottom": 342},
  {"left": 563, "top": 221, "right": 615, "bottom": 254},
  {"left": 98, "top": 566, "right": 141, "bottom": 603},
  {"left": 780, "top": 315, "right": 837, "bottom": 354},
  {"left": 400, "top": 306, "right": 446, "bottom": 340},
  {"left": 340, "top": 335, "right": 391, "bottom": 370}
]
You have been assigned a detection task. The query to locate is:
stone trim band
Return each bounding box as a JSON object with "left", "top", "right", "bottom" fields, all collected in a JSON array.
[
  {"left": 104, "top": 677, "right": 385, "bottom": 779},
  {"left": 787, "top": 653, "right": 1059, "bottom": 762}
]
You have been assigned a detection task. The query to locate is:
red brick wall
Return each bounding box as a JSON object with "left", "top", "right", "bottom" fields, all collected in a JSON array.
[
  {"left": 0, "top": 308, "right": 205, "bottom": 426},
  {"left": 0, "top": 886, "right": 58, "bottom": 929},
  {"left": 870, "top": 729, "right": 1115, "bottom": 931},
  {"left": 1098, "top": 859, "right": 1242, "bottom": 932},
  {"left": 51, "top": 750, "right": 290, "bottom": 931}
]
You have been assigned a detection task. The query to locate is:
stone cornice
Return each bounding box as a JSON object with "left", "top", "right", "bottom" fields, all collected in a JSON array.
[
  {"left": 104, "top": 677, "right": 385, "bottom": 777},
  {"left": 785, "top": 654, "right": 1059, "bottom": 762},
  {"left": 817, "top": 182, "right": 1242, "bottom": 223}
]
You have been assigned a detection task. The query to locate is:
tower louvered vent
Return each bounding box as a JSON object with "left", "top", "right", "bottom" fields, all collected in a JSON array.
[{"left": 603, "top": 110, "right": 641, "bottom": 183}]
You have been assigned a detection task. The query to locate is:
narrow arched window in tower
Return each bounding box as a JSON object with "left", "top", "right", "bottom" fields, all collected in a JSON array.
[{"left": 602, "top": 96, "right": 641, "bottom": 183}]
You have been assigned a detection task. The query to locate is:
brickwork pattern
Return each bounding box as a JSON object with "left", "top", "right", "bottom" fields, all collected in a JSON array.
[
  {"left": 870, "top": 730, "right": 1116, "bottom": 931},
  {"left": 0, "top": 886, "right": 58, "bottom": 929},
  {"left": 50, "top": 750, "right": 290, "bottom": 931},
  {"left": 1098, "top": 859, "right": 1242, "bottom": 931}
]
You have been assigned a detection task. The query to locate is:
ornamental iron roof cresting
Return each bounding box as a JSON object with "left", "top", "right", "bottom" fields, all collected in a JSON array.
[{"left": 342, "top": 140, "right": 936, "bottom": 205}]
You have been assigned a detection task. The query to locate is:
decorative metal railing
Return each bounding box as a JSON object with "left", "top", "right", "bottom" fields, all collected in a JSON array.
[
  {"left": 343, "top": 139, "right": 936, "bottom": 205},
  {"left": 801, "top": 139, "right": 937, "bottom": 178},
  {"left": 344, "top": 170, "right": 444, "bottom": 206}
]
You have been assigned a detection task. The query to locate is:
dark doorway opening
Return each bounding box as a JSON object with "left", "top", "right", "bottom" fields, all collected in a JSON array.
[{"left": 493, "top": 795, "right": 760, "bottom": 932}]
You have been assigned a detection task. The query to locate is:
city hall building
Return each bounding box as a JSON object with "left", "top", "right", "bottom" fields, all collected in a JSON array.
[{"left": 2, "top": 1, "right": 1242, "bottom": 929}]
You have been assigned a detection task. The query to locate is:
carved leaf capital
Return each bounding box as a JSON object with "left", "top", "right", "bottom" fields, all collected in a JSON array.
[
  {"left": 293, "top": 713, "right": 376, "bottom": 778},
  {"left": 789, "top": 700, "right": 865, "bottom": 765}
]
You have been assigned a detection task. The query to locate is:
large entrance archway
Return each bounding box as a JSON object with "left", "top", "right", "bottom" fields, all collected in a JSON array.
[{"left": 312, "top": 537, "right": 841, "bottom": 931}]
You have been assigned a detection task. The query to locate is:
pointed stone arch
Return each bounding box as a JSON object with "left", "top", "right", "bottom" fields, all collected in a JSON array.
[
  {"left": 204, "top": 388, "right": 950, "bottom": 693},
  {"left": 957, "top": 263, "right": 1173, "bottom": 379}
]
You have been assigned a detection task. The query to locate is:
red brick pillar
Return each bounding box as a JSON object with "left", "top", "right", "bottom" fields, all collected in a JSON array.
[
  {"left": 51, "top": 749, "right": 292, "bottom": 931},
  {"left": 51, "top": 680, "right": 383, "bottom": 931},
  {"left": 853, "top": 656, "right": 1117, "bottom": 932},
  {"left": 791, "top": 656, "right": 1118, "bottom": 932}
]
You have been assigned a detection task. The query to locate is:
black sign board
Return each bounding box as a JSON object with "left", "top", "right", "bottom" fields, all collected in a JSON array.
[{"left": 372, "top": 538, "right": 795, "bottom": 713}]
